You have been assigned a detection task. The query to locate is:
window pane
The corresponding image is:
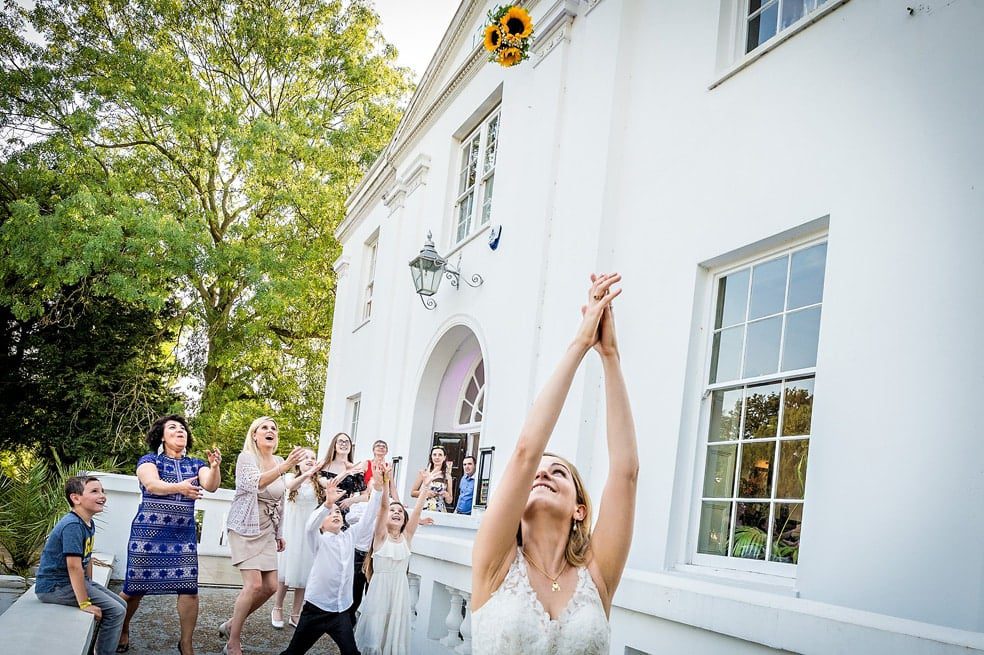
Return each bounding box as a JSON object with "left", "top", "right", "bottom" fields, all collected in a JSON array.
[
  {"left": 743, "top": 316, "right": 781, "bottom": 377},
  {"left": 456, "top": 193, "right": 473, "bottom": 242},
  {"left": 484, "top": 115, "right": 499, "bottom": 173},
  {"left": 776, "top": 439, "right": 808, "bottom": 499},
  {"left": 710, "top": 326, "right": 743, "bottom": 384},
  {"left": 732, "top": 503, "right": 769, "bottom": 559},
  {"left": 481, "top": 173, "right": 494, "bottom": 224},
  {"left": 738, "top": 441, "right": 775, "bottom": 498},
  {"left": 709, "top": 388, "right": 743, "bottom": 442},
  {"left": 459, "top": 400, "right": 472, "bottom": 425},
  {"left": 780, "top": 0, "right": 807, "bottom": 29},
  {"left": 698, "top": 501, "right": 732, "bottom": 556},
  {"left": 743, "top": 382, "right": 781, "bottom": 438},
  {"left": 771, "top": 503, "right": 803, "bottom": 563},
  {"left": 714, "top": 268, "right": 749, "bottom": 329},
  {"left": 466, "top": 378, "right": 479, "bottom": 403},
  {"left": 787, "top": 242, "right": 826, "bottom": 309},
  {"left": 703, "top": 444, "right": 738, "bottom": 497},
  {"left": 746, "top": 1, "right": 779, "bottom": 52},
  {"left": 782, "top": 377, "right": 814, "bottom": 436},
  {"left": 748, "top": 255, "right": 788, "bottom": 320},
  {"left": 467, "top": 135, "right": 480, "bottom": 187},
  {"left": 782, "top": 306, "right": 821, "bottom": 371},
  {"left": 475, "top": 360, "right": 485, "bottom": 387}
]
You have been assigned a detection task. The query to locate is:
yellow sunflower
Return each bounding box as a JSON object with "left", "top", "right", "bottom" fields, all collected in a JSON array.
[
  {"left": 483, "top": 24, "right": 502, "bottom": 52},
  {"left": 497, "top": 47, "right": 523, "bottom": 68},
  {"left": 499, "top": 6, "right": 533, "bottom": 39}
]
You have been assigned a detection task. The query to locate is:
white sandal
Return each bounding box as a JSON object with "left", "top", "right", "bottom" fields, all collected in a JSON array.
[{"left": 271, "top": 606, "right": 285, "bottom": 629}]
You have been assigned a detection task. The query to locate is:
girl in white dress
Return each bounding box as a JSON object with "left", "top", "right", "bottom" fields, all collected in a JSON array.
[
  {"left": 354, "top": 468, "right": 441, "bottom": 654},
  {"left": 471, "top": 273, "right": 639, "bottom": 655},
  {"left": 272, "top": 448, "right": 324, "bottom": 628}
]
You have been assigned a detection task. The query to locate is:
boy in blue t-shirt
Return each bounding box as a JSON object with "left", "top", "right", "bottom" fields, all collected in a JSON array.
[{"left": 35, "top": 476, "right": 125, "bottom": 655}]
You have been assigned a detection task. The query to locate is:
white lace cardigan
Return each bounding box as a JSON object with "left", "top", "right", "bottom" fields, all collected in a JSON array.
[{"left": 226, "top": 451, "right": 285, "bottom": 538}]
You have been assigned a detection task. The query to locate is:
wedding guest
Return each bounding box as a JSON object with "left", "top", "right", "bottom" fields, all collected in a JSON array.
[
  {"left": 471, "top": 273, "right": 638, "bottom": 655},
  {"left": 455, "top": 455, "right": 477, "bottom": 515},
  {"left": 117, "top": 415, "right": 221, "bottom": 655},
  {"left": 35, "top": 476, "right": 126, "bottom": 655},
  {"left": 355, "top": 469, "right": 440, "bottom": 655},
  {"left": 220, "top": 417, "right": 305, "bottom": 655},
  {"left": 272, "top": 448, "right": 324, "bottom": 629},
  {"left": 318, "top": 432, "right": 368, "bottom": 525},
  {"left": 410, "top": 446, "right": 453, "bottom": 512},
  {"left": 363, "top": 439, "right": 400, "bottom": 502},
  {"left": 277, "top": 466, "right": 386, "bottom": 655}
]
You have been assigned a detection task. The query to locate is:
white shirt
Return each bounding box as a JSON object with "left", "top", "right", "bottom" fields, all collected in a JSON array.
[
  {"left": 303, "top": 488, "right": 382, "bottom": 612},
  {"left": 345, "top": 502, "right": 374, "bottom": 551}
]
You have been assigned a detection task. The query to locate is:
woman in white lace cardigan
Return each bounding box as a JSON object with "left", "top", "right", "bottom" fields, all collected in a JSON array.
[
  {"left": 471, "top": 273, "right": 638, "bottom": 655},
  {"left": 220, "top": 416, "right": 305, "bottom": 655}
]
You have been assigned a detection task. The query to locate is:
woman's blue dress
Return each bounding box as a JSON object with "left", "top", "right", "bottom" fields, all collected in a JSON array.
[{"left": 122, "top": 453, "right": 206, "bottom": 595}]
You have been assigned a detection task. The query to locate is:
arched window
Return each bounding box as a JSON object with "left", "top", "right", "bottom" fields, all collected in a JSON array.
[{"left": 457, "top": 358, "right": 485, "bottom": 428}]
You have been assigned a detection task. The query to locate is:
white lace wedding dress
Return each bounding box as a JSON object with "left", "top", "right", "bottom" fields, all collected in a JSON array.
[{"left": 471, "top": 547, "right": 610, "bottom": 655}]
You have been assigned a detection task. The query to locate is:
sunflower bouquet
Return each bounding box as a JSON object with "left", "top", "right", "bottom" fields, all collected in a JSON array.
[{"left": 483, "top": 5, "right": 534, "bottom": 68}]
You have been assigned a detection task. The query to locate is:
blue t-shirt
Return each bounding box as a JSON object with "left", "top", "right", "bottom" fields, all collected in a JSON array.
[
  {"left": 456, "top": 475, "right": 476, "bottom": 514},
  {"left": 35, "top": 511, "right": 95, "bottom": 593}
]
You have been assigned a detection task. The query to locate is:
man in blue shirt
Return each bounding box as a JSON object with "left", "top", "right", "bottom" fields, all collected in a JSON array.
[
  {"left": 455, "top": 456, "right": 476, "bottom": 515},
  {"left": 35, "top": 476, "right": 126, "bottom": 655}
]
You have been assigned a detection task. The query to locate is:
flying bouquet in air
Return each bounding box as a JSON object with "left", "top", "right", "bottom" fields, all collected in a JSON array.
[{"left": 483, "top": 5, "right": 534, "bottom": 68}]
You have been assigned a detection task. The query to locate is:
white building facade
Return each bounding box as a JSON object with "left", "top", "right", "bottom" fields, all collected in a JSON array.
[{"left": 318, "top": 1, "right": 984, "bottom": 653}]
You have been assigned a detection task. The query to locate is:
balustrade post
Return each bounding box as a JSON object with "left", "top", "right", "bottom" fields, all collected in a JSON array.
[
  {"left": 441, "top": 586, "right": 464, "bottom": 648},
  {"left": 455, "top": 591, "right": 472, "bottom": 655},
  {"left": 408, "top": 573, "right": 421, "bottom": 628}
]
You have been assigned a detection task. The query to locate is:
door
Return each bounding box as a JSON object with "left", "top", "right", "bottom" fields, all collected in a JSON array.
[{"left": 433, "top": 432, "right": 467, "bottom": 508}]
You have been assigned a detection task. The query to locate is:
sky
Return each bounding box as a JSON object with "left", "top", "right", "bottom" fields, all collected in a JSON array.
[{"left": 371, "top": 0, "right": 463, "bottom": 83}]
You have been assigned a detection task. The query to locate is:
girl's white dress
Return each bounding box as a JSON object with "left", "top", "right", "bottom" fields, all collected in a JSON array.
[
  {"left": 277, "top": 479, "right": 319, "bottom": 587},
  {"left": 471, "top": 547, "right": 610, "bottom": 655},
  {"left": 355, "top": 536, "right": 412, "bottom": 655}
]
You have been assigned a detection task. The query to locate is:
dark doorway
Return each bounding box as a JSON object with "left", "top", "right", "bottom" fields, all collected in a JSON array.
[{"left": 433, "top": 432, "right": 467, "bottom": 509}]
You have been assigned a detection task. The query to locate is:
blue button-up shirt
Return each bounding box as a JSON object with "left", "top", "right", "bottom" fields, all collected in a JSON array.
[{"left": 456, "top": 474, "right": 475, "bottom": 514}]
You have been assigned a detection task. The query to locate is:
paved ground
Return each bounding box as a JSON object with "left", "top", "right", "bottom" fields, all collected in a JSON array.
[{"left": 109, "top": 583, "right": 340, "bottom": 655}]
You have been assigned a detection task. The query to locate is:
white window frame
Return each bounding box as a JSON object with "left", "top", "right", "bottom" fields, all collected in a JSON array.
[
  {"left": 688, "top": 234, "right": 827, "bottom": 577},
  {"left": 360, "top": 235, "right": 378, "bottom": 324},
  {"left": 455, "top": 356, "right": 486, "bottom": 431},
  {"left": 452, "top": 109, "right": 500, "bottom": 247},
  {"left": 711, "top": 0, "right": 850, "bottom": 90},
  {"left": 347, "top": 394, "right": 361, "bottom": 444}
]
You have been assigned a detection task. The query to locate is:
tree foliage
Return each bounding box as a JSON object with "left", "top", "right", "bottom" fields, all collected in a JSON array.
[{"left": 1, "top": 0, "right": 412, "bottom": 474}]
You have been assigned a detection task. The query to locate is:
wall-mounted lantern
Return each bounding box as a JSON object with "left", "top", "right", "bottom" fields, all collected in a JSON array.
[{"left": 408, "top": 231, "right": 484, "bottom": 310}]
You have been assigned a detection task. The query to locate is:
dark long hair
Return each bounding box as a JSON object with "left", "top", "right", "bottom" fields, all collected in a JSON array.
[{"left": 146, "top": 414, "right": 192, "bottom": 454}]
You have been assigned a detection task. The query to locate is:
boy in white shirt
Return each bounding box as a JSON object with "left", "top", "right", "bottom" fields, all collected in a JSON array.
[{"left": 278, "top": 462, "right": 388, "bottom": 655}]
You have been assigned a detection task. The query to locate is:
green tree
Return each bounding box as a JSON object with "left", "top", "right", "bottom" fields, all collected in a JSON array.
[
  {"left": 2, "top": 0, "right": 413, "bottom": 473},
  {"left": 0, "top": 143, "right": 185, "bottom": 465}
]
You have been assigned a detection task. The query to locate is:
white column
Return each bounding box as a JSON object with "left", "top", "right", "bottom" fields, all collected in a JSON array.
[
  {"left": 441, "top": 586, "right": 464, "bottom": 648},
  {"left": 456, "top": 591, "right": 472, "bottom": 655},
  {"left": 408, "top": 573, "right": 421, "bottom": 628}
]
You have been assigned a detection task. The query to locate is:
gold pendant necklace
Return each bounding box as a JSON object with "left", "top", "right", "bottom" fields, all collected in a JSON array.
[{"left": 523, "top": 551, "right": 567, "bottom": 592}]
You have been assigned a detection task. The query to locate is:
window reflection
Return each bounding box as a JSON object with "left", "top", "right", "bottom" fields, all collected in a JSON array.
[
  {"left": 743, "top": 383, "right": 781, "bottom": 438},
  {"left": 709, "top": 388, "right": 742, "bottom": 442},
  {"left": 777, "top": 440, "right": 808, "bottom": 499},
  {"left": 782, "top": 306, "right": 821, "bottom": 371},
  {"left": 738, "top": 441, "right": 774, "bottom": 498},
  {"left": 771, "top": 503, "right": 803, "bottom": 563},
  {"left": 782, "top": 378, "right": 814, "bottom": 436},
  {"left": 715, "top": 269, "right": 749, "bottom": 329},
  {"left": 787, "top": 242, "right": 826, "bottom": 309},
  {"left": 748, "top": 255, "right": 787, "bottom": 320}
]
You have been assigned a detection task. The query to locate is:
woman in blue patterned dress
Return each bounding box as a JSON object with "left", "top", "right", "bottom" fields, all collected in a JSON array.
[{"left": 116, "top": 415, "right": 221, "bottom": 655}]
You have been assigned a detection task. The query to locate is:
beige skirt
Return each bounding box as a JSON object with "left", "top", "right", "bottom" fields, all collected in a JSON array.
[{"left": 228, "top": 525, "right": 277, "bottom": 571}]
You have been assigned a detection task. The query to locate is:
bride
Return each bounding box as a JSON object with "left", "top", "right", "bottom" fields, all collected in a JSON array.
[{"left": 471, "top": 273, "right": 638, "bottom": 655}]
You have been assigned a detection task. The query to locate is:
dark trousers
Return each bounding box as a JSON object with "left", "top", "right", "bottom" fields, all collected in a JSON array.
[
  {"left": 350, "top": 548, "right": 368, "bottom": 623},
  {"left": 279, "top": 601, "right": 360, "bottom": 655}
]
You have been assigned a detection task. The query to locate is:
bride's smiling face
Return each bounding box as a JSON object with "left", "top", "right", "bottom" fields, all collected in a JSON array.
[{"left": 525, "top": 455, "right": 585, "bottom": 523}]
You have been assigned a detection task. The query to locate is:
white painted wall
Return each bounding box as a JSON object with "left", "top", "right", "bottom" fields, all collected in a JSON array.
[{"left": 321, "top": 0, "right": 984, "bottom": 652}]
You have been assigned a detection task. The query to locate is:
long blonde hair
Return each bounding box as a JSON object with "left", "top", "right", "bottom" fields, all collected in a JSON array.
[
  {"left": 517, "top": 451, "right": 593, "bottom": 568},
  {"left": 287, "top": 449, "right": 325, "bottom": 505},
  {"left": 243, "top": 416, "right": 277, "bottom": 459}
]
